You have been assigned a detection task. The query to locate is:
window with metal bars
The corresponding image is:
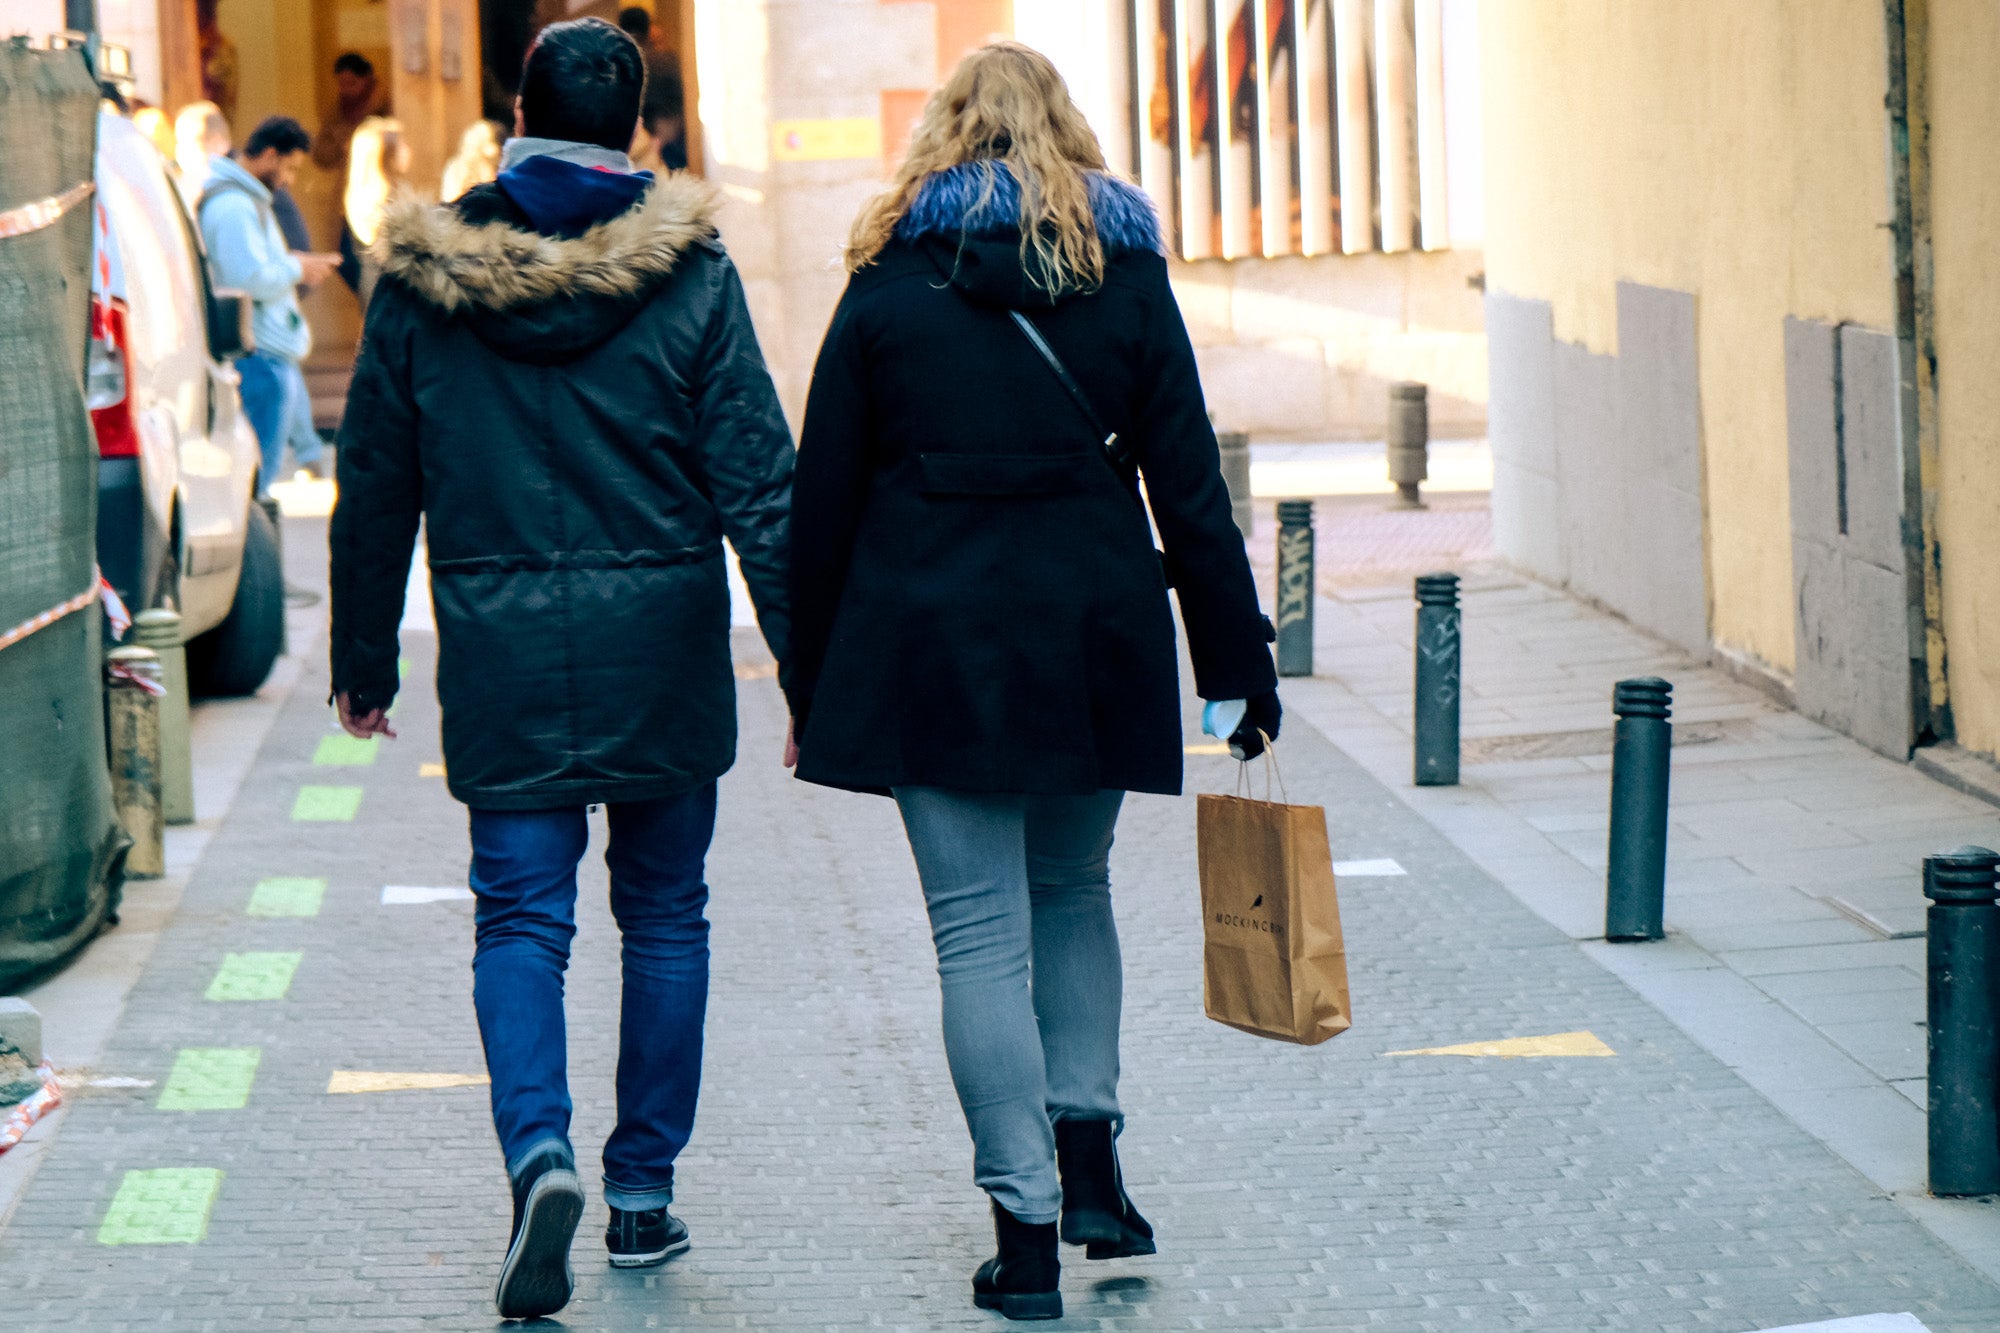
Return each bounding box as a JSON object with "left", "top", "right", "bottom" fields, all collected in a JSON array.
[{"left": 1127, "top": 0, "right": 1450, "bottom": 260}]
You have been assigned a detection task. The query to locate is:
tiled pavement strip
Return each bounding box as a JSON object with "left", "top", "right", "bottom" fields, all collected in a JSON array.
[{"left": 3, "top": 510, "right": 2000, "bottom": 1326}]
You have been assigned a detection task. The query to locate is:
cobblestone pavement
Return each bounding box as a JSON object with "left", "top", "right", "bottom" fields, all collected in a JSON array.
[
  {"left": 1269, "top": 514, "right": 2000, "bottom": 1248},
  {"left": 5, "top": 615, "right": 2000, "bottom": 1329}
]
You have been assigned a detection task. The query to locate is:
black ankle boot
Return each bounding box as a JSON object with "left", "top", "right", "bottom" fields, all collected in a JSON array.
[
  {"left": 1055, "top": 1119, "right": 1156, "bottom": 1259},
  {"left": 971, "top": 1199, "right": 1062, "bottom": 1321}
]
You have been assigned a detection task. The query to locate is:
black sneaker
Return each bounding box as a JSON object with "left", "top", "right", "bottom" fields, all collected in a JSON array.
[
  {"left": 496, "top": 1143, "right": 585, "bottom": 1321},
  {"left": 606, "top": 1206, "right": 690, "bottom": 1268}
]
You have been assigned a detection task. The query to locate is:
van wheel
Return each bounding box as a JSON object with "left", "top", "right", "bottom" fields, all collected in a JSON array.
[{"left": 188, "top": 502, "right": 285, "bottom": 696}]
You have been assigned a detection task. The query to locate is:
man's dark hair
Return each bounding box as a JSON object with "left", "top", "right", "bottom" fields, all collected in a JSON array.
[
  {"left": 333, "top": 51, "right": 373, "bottom": 79},
  {"left": 243, "top": 115, "right": 312, "bottom": 159},
  {"left": 519, "top": 18, "right": 646, "bottom": 152},
  {"left": 618, "top": 7, "right": 651, "bottom": 42}
]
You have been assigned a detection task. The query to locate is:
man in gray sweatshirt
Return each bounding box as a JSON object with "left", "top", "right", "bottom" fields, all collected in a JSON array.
[{"left": 197, "top": 116, "right": 338, "bottom": 496}]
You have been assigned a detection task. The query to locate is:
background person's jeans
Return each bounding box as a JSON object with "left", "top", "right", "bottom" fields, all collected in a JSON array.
[
  {"left": 281, "top": 360, "right": 323, "bottom": 472},
  {"left": 234, "top": 350, "right": 297, "bottom": 495},
  {"left": 892, "top": 786, "right": 1126, "bottom": 1223},
  {"left": 467, "top": 786, "right": 717, "bottom": 1210}
]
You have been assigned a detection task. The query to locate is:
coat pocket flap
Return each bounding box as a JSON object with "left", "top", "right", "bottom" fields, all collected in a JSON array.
[{"left": 917, "top": 452, "right": 1086, "bottom": 497}]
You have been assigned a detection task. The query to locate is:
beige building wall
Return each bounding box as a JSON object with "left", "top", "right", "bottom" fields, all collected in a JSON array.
[
  {"left": 702, "top": 0, "right": 1485, "bottom": 441},
  {"left": 1018, "top": 0, "right": 1488, "bottom": 443},
  {"left": 1479, "top": 0, "right": 1897, "bottom": 674},
  {"left": 698, "top": 0, "right": 936, "bottom": 423},
  {"left": 1927, "top": 0, "right": 2000, "bottom": 755}
]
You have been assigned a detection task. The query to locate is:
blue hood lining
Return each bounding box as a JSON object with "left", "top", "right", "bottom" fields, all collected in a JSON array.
[
  {"left": 894, "top": 162, "right": 1164, "bottom": 256},
  {"left": 497, "top": 155, "right": 654, "bottom": 239}
]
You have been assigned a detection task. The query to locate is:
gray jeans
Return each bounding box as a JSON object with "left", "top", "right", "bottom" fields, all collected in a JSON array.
[{"left": 893, "top": 786, "right": 1126, "bottom": 1223}]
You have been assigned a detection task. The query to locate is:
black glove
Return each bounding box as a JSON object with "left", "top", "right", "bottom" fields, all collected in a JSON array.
[{"left": 1229, "top": 690, "right": 1282, "bottom": 760}]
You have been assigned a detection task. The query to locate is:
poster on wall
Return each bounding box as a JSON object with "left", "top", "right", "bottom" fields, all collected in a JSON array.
[
  {"left": 441, "top": 10, "right": 463, "bottom": 82},
  {"left": 397, "top": 0, "right": 428, "bottom": 76}
]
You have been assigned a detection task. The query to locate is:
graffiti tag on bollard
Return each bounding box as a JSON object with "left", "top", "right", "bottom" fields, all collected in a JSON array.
[
  {"left": 1275, "top": 500, "right": 1315, "bottom": 677},
  {"left": 1276, "top": 525, "right": 1313, "bottom": 631}
]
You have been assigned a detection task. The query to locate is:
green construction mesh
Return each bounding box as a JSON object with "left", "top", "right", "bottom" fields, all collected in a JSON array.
[{"left": 0, "top": 44, "right": 127, "bottom": 991}]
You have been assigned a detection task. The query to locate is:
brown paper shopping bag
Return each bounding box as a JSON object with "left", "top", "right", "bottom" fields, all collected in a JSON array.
[{"left": 1197, "top": 785, "right": 1352, "bottom": 1045}]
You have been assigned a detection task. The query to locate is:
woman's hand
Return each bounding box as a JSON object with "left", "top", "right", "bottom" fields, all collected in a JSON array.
[
  {"left": 783, "top": 719, "right": 799, "bottom": 769},
  {"left": 1227, "top": 691, "right": 1281, "bottom": 760}
]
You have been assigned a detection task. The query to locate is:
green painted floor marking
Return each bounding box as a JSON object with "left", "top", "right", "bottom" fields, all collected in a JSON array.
[
  {"left": 312, "top": 734, "right": 379, "bottom": 766},
  {"left": 205, "top": 951, "right": 302, "bottom": 1002},
  {"left": 246, "top": 877, "right": 324, "bottom": 917},
  {"left": 157, "top": 1048, "right": 262, "bottom": 1110},
  {"left": 398, "top": 656, "right": 409, "bottom": 679},
  {"left": 292, "top": 785, "right": 363, "bottom": 822},
  {"left": 98, "top": 1168, "right": 223, "bottom": 1245}
]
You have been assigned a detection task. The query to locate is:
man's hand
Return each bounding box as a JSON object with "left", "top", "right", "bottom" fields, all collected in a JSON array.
[
  {"left": 296, "top": 252, "right": 341, "bottom": 287},
  {"left": 783, "top": 719, "right": 799, "bottom": 769},
  {"left": 337, "top": 691, "right": 397, "bottom": 740}
]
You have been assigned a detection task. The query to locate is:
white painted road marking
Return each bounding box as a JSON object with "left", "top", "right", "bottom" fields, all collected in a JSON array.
[
  {"left": 380, "top": 885, "right": 473, "bottom": 905},
  {"left": 1333, "top": 858, "right": 1406, "bottom": 877}
]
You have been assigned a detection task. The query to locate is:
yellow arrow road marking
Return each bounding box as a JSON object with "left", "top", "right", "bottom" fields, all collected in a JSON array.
[
  {"left": 1385, "top": 1031, "right": 1615, "bottom": 1059},
  {"left": 328, "top": 1071, "right": 490, "bottom": 1094}
]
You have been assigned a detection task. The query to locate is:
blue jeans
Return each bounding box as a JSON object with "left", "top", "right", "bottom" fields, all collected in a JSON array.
[
  {"left": 282, "top": 360, "right": 323, "bottom": 469},
  {"left": 235, "top": 350, "right": 297, "bottom": 495},
  {"left": 468, "top": 786, "right": 717, "bottom": 1210},
  {"left": 893, "top": 787, "right": 1126, "bottom": 1223}
]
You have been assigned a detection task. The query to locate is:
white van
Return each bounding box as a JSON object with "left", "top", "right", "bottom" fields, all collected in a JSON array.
[{"left": 90, "top": 109, "right": 283, "bottom": 695}]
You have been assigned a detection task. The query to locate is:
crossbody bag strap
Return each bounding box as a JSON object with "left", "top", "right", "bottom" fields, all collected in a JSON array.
[{"left": 1007, "top": 310, "right": 1139, "bottom": 479}]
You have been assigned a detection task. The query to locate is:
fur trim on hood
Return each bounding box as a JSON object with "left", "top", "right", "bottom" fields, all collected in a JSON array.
[
  {"left": 374, "top": 172, "right": 720, "bottom": 313},
  {"left": 894, "top": 162, "right": 1164, "bottom": 255}
]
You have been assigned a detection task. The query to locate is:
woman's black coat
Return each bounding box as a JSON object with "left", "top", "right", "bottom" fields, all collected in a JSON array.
[{"left": 789, "top": 164, "right": 1276, "bottom": 797}]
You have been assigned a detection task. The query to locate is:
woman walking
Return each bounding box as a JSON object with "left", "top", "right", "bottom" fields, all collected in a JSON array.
[{"left": 788, "top": 43, "right": 1282, "bottom": 1322}]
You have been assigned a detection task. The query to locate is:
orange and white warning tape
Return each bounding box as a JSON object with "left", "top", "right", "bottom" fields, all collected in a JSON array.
[
  {"left": 0, "top": 180, "right": 93, "bottom": 241},
  {"left": 0, "top": 1063, "right": 61, "bottom": 1154},
  {"left": 0, "top": 572, "right": 130, "bottom": 654}
]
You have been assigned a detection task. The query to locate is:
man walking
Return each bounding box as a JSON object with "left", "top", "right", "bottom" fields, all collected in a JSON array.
[
  {"left": 327, "top": 18, "right": 794, "bottom": 1321},
  {"left": 197, "top": 115, "right": 338, "bottom": 497}
]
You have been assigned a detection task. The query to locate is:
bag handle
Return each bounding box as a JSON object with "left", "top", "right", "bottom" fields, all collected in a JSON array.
[
  {"left": 1232, "top": 733, "right": 1288, "bottom": 804},
  {"left": 1007, "top": 310, "right": 1139, "bottom": 480}
]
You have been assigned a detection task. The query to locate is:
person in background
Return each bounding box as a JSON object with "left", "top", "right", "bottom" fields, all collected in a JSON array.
[
  {"left": 328, "top": 18, "right": 794, "bottom": 1320},
  {"left": 632, "top": 63, "right": 688, "bottom": 173},
  {"left": 315, "top": 52, "right": 387, "bottom": 177},
  {"left": 266, "top": 178, "right": 333, "bottom": 483},
  {"left": 788, "top": 42, "right": 1281, "bottom": 1321},
  {"left": 197, "top": 115, "right": 340, "bottom": 498},
  {"left": 132, "top": 104, "right": 176, "bottom": 162},
  {"left": 317, "top": 52, "right": 389, "bottom": 293},
  {"left": 172, "top": 100, "right": 229, "bottom": 205},
  {"left": 196, "top": 0, "right": 238, "bottom": 123},
  {"left": 441, "top": 119, "right": 505, "bottom": 203},
  {"left": 618, "top": 5, "right": 689, "bottom": 173},
  {"left": 343, "top": 116, "right": 411, "bottom": 308}
]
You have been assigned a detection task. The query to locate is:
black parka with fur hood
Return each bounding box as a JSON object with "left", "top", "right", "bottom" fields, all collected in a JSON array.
[{"left": 329, "top": 172, "right": 794, "bottom": 811}]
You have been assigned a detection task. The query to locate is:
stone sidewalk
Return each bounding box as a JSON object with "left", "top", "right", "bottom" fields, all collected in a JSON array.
[
  {"left": 2, "top": 520, "right": 1997, "bottom": 1327},
  {"left": 1265, "top": 493, "right": 2000, "bottom": 1280}
]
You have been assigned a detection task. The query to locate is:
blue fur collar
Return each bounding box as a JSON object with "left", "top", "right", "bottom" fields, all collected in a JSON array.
[{"left": 894, "top": 161, "right": 1164, "bottom": 255}]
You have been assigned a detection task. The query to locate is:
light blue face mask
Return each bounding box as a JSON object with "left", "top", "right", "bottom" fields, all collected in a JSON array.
[{"left": 1202, "top": 698, "right": 1249, "bottom": 758}]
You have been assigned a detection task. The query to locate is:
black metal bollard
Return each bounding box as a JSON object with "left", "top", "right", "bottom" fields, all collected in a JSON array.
[
  {"left": 1605, "top": 677, "right": 1672, "bottom": 941},
  {"left": 1388, "top": 382, "right": 1429, "bottom": 509},
  {"left": 1275, "top": 499, "right": 1315, "bottom": 678},
  {"left": 1218, "top": 431, "right": 1254, "bottom": 540},
  {"left": 1413, "top": 572, "right": 1460, "bottom": 786},
  {"left": 1923, "top": 847, "right": 2000, "bottom": 1197}
]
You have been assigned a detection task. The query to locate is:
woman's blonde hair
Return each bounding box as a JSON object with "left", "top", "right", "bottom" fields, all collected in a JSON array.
[
  {"left": 441, "top": 119, "right": 503, "bottom": 203},
  {"left": 846, "top": 42, "right": 1108, "bottom": 292},
  {"left": 345, "top": 116, "right": 411, "bottom": 246}
]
